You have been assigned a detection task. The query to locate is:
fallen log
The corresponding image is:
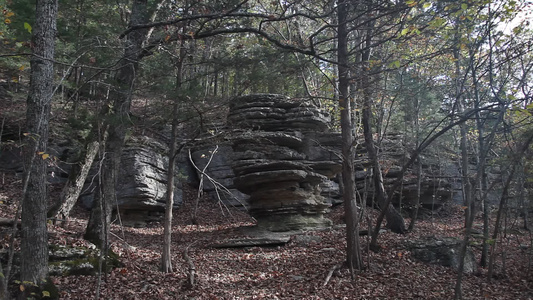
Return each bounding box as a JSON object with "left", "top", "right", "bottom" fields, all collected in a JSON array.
[
  {"left": 0, "top": 217, "right": 19, "bottom": 227},
  {"left": 183, "top": 242, "right": 197, "bottom": 288}
]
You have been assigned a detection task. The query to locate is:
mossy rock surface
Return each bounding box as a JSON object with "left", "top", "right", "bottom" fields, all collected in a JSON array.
[{"left": 48, "top": 245, "right": 122, "bottom": 276}]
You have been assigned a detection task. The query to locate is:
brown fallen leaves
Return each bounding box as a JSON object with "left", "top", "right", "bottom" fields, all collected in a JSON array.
[
  {"left": 49, "top": 201, "right": 532, "bottom": 300},
  {"left": 0, "top": 172, "right": 532, "bottom": 299}
]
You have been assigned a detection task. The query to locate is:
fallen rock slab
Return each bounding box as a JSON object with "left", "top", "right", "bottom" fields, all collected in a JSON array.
[
  {"left": 210, "top": 235, "right": 291, "bottom": 248},
  {"left": 407, "top": 236, "right": 477, "bottom": 273}
]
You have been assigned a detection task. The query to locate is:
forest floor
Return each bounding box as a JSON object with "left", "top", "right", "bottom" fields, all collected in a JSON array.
[{"left": 0, "top": 172, "right": 532, "bottom": 300}]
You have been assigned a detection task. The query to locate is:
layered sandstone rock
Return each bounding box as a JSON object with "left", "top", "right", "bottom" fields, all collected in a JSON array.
[{"left": 228, "top": 94, "right": 340, "bottom": 231}]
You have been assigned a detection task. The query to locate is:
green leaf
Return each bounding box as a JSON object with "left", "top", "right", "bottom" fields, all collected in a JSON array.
[
  {"left": 461, "top": 3, "right": 468, "bottom": 10},
  {"left": 24, "top": 22, "right": 32, "bottom": 34},
  {"left": 389, "top": 60, "right": 401, "bottom": 68},
  {"left": 401, "top": 28, "right": 409, "bottom": 36},
  {"left": 42, "top": 291, "right": 51, "bottom": 297}
]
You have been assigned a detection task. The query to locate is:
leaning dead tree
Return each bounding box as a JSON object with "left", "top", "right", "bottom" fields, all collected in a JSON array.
[{"left": 48, "top": 132, "right": 106, "bottom": 223}]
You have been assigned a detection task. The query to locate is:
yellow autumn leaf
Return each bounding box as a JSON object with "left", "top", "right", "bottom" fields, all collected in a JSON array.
[
  {"left": 406, "top": 0, "right": 417, "bottom": 7},
  {"left": 19, "top": 65, "right": 25, "bottom": 71},
  {"left": 42, "top": 291, "right": 51, "bottom": 297},
  {"left": 6, "top": 11, "right": 15, "bottom": 17},
  {"left": 42, "top": 153, "right": 50, "bottom": 160},
  {"left": 4, "top": 19, "right": 11, "bottom": 24}
]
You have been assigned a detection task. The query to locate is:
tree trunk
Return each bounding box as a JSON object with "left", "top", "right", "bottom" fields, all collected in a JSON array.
[
  {"left": 48, "top": 137, "right": 104, "bottom": 222},
  {"left": 408, "top": 157, "right": 422, "bottom": 232},
  {"left": 338, "top": 0, "right": 363, "bottom": 275},
  {"left": 357, "top": 5, "right": 405, "bottom": 236},
  {"left": 469, "top": 51, "right": 490, "bottom": 267},
  {"left": 488, "top": 134, "right": 533, "bottom": 280},
  {"left": 84, "top": 0, "right": 148, "bottom": 247},
  {"left": 408, "top": 93, "right": 421, "bottom": 232},
  {"left": 361, "top": 95, "right": 406, "bottom": 234},
  {"left": 161, "top": 101, "right": 178, "bottom": 273},
  {"left": 453, "top": 26, "right": 474, "bottom": 299},
  {"left": 161, "top": 37, "right": 186, "bottom": 273},
  {"left": 453, "top": 101, "right": 474, "bottom": 300},
  {"left": 19, "top": 0, "right": 57, "bottom": 297},
  {"left": 520, "top": 165, "right": 529, "bottom": 231}
]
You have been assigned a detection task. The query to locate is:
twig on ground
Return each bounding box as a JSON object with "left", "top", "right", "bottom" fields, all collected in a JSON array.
[{"left": 323, "top": 263, "right": 342, "bottom": 287}]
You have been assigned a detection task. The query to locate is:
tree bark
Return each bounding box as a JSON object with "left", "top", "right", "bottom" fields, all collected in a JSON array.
[
  {"left": 161, "top": 101, "right": 178, "bottom": 273},
  {"left": 356, "top": 0, "right": 405, "bottom": 238},
  {"left": 488, "top": 134, "right": 533, "bottom": 280},
  {"left": 408, "top": 157, "right": 422, "bottom": 232},
  {"left": 408, "top": 92, "right": 421, "bottom": 232},
  {"left": 48, "top": 137, "right": 104, "bottom": 222},
  {"left": 453, "top": 99, "right": 474, "bottom": 300},
  {"left": 468, "top": 49, "right": 490, "bottom": 267},
  {"left": 338, "top": 0, "right": 363, "bottom": 275},
  {"left": 453, "top": 23, "right": 474, "bottom": 299},
  {"left": 19, "top": 0, "right": 57, "bottom": 297},
  {"left": 84, "top": 0, "right": 148, "bottom": 247},
  {"left": 361, "top": 88, "right": 406, "bottom": 235},
  {"left": 161, "top": 36, "right": 186, "bottom": 273}
]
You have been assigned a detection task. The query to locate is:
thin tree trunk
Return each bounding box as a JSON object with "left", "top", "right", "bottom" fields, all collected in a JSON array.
[
  {"left": 161, "top": 101, "right": 178, "bottom": 273},
  {"left": 453, "top": 113, "right": 474, "bottom": 300},
  {"left": 369, "top": 107, "right": 477, "bottom": 251},
  {"left": 19, "top": 0, "right": 58, "bottom": 297},
  {"left": 408, "top": 93, "right": 421, "bottom": 232},
  {"left": 520, "top": 165, "right": 529, "bottom": 231},
  {"left": 361, "top": 92, "right": 406, "bottom": 235},
  {"left": 357, "top": 1, "right": 405, "bottom": 241},
  {"left": 338, "top": 0, "right": 362, "bottom": 276},
  {"left": 488, "top": 134, "right": 533, "bottom": 280},
  {"left": 453, "top": 23, "right": 474, "bottom": 298},
  {"left": 408, "top": 157, "right": 422, "bottom": 232},
  {"left": 161, "top": 37, "right": 186, "bottom": 273},
  {"left": 84, "top": 0, "right": 148, "bottom": 247},
  {"left": 469, "top": 51, "right": 490, "bottom": 267},
  {"left": 49, "top": 136, "right": 105, "bottom": 222}
]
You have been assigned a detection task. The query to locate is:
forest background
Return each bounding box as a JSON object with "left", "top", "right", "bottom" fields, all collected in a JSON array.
[{"left": 1, "top": 0, "right": 533, "bottom": 299}]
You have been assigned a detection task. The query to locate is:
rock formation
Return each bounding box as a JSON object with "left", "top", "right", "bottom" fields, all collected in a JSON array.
[
  {"left": 116, "top": 136, "right": 183, "bottom": 211},
  {"left": 355, "top": 133, "right": 457, "bottom": 212},
  {"left": 407, "top": 236, "right": 477, "bottom": 273},
  {"left": 78, "top": 136, "right": 186, "bottom": 227},
  {"left": 228, "top": 94, "right": 341, "bottom": 231},
  {"left": 190, "top": 144, "right": 249, "bottom": 209}
]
